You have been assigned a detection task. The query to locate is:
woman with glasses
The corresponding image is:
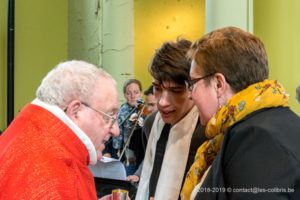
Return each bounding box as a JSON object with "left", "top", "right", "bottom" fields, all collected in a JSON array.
[
  {"left": 135, "top": 39, "right": 207, "bottom": 200},
  {"left": 181, "top": 27, "right": 300, "bottom": 200},
  {"left": 104, "top": 79, "right": 146, "bottom": 176}
]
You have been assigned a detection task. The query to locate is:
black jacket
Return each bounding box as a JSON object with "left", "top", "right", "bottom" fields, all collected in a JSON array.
[{"left": 195, "top": 107, "right": 300, "bottom": 200}]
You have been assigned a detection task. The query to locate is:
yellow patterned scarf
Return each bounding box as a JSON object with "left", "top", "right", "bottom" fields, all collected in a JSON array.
[{"left": 180, "top": 80, "right": 289, "bottom": 200}]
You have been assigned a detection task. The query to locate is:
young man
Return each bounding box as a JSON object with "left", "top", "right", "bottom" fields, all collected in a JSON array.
[
  {"left": 0, "top": 60, "right": 119, "bottom": 199},
  {"left": 135, "top": 39, "right": 207, "bottom": 200}
]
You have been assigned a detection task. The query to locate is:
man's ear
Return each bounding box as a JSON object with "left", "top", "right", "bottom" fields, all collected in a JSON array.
[
  {"left": 213, "top": 73, "right": 227, "bottom": 98},
  {"left": 65, "top": 100, "right": 81, "bottom": 120}
]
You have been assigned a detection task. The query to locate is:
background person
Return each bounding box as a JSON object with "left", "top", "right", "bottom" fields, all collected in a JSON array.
[
  {"left": 135, "top": 39, "right": 207, "bottom": 200},
  {"left": 104, "top": 79, "right": 146, "bottom": 176},
  {"left": 296, "top": 84, "right": 300, "bottom": 103},
  {"left": 144, "top": 85, "right": 157, "bottom": 113},
  {"left": 181, "top": 27, "right": 300, "bottom": 200},
  {"left": 0, "top": 60, "right": 120, "bottom": 199},
  {"left": 126, "top": 85, "right": 157, "bottom": 182},
  {"left": 126, "top": 85, "right": 158, "bottom": 182}
]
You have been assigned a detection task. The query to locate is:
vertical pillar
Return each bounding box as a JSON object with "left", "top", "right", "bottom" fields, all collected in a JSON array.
[
  {"left": 7, "top": 0, "right": 15, "bottom": 126},
  {"left": 68, "top": 0, "right": 101, "bottom": 66},
  {"left": 102, "top": 0, "right": 134, "bottom": 104},
  {"left": 205, "top": 0, "right": 253, "bottom": 33}
]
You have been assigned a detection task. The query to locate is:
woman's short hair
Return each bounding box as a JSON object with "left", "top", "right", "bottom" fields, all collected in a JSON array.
[
  {"left": 122, "top": 79, "right": 142, "bottom": 94},
  {"left": 149, "top": 38, "right": 192, "bottom": 86},
  {"left": 36, "top": 60, "right": 115, "bottom": 109},
  {"left": 187, "top": 27, "right": 269, "bottom": 92}
]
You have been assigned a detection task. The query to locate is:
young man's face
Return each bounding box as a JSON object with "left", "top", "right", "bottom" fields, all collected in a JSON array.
[{"left": 152, "top": 79, "right": 194, "bottom": 126}]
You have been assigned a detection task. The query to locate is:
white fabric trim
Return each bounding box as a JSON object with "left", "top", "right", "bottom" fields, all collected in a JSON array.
[
  {"left": 136, "top": 106, "right": 199, "bottom": 200},
  {"left": 32, "top": 98, "right": 97, "bottom": 165}
]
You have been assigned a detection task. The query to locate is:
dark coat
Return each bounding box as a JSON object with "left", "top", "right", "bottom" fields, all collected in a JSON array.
[{"left": 195, "top": 107, "right": 300, "bottom": 200}]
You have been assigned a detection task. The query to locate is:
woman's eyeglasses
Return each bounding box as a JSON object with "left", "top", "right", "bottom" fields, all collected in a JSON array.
[{"left": 188, "top": 74, "right": 213, "bottom": 91}]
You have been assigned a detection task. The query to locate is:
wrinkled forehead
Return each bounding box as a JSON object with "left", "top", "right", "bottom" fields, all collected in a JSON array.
[{"left": 93, "top": 78, "right": 119, "bottom": 109}]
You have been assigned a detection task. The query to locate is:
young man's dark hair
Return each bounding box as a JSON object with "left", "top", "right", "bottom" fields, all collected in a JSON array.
[{"left": 149, "top": 38, "right": 192, "bottom": 86}]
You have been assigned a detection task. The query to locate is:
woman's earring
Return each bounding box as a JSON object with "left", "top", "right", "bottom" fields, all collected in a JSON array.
[{"left": 218, "top": 97, "right": 222, "bottom": 110}]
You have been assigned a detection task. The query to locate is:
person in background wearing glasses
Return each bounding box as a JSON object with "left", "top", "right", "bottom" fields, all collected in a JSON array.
[
  {"left": 104, "top": 79, "right": 146, "bottom": 176},
  {"left": 181, "top": 27, "right": 300, "bottom": 200},
  {"left": 0, "top": 60, "right": 120, "bottom": 200},
  {"left": 135, "top": 39, "right": 207, "bottom": 200}
]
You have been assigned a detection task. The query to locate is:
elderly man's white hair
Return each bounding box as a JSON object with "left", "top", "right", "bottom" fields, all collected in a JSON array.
[{"left": 36, "top": 60, "right": 116, "bottom": 109}]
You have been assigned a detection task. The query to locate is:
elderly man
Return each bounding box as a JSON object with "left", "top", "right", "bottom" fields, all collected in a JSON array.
[{"left": 0, "top": 61, "right": 119, "bottom": 199}]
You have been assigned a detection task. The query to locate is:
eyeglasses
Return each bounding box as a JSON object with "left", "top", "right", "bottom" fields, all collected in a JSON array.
[
  {"left": 188, "top": 74, "right": 213, "bottom": 91},
  {"left": 81, "top": 102, "right": 117, "bottom": 128}
]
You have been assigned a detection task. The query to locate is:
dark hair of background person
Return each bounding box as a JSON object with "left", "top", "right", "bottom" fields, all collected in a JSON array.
[
  {"left": 296, "top": 85, "right": 300, "bottom": 103},
  {"left": 187, "top": 27, "right": 269, "bottom": 93},
  {"left": 122, "top": 79, "right": 143, "bottom": 94},
  {"left": 144, "top": 85, "right": 154, "bottom": 96},
  {"left": 149, "top": 38, "right": 192, "bottom": 86}
]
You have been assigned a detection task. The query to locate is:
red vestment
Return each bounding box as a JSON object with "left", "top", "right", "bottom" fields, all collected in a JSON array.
[{"left": 0, "top": 104, "right": 97, "bottom": 200}]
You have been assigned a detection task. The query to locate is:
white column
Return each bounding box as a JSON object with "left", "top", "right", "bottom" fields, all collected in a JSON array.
[
  {"left": 102, "top": 0, "right": 134, "bottom": 104},
  {"left": 205, "top": 0, "right": 253, "bottom": 33}
]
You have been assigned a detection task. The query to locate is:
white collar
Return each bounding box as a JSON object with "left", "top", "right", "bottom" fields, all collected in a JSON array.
[
  {"left": 32, "top": 98, "right": 97, "bottom": 165},
  {"left": 136, "top": 105, "right": 199, "bottom": 200}
]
